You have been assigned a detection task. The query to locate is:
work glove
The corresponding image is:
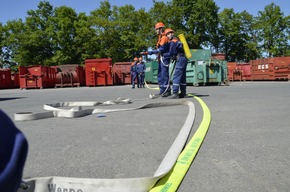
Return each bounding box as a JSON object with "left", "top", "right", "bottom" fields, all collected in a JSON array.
[
  {"left": 172, "top": 55, "right": 177, "bottom": 61},
  {"left": 141, "top": 51, "right": 154, "bottom": 55}
]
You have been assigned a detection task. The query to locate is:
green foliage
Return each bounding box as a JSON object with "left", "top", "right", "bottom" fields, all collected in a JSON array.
[
  {"left": 19, "top": 1, "right": 55, "bottom": 66},
  {"left": 172, "top": 0, "right": 219, "bottom": 49},
  {"left": 218, "top": 9, "right": 260, "bottom": 62},
  {"left": 1, "top": 19, "right": 26, "bottom": 70},
  {"left": 0, "top": 0, "right": 289, "bottom": 68},
  {"left": 0, "top": 23, "right": 4, "bottom": 68},
  {"left": 255, "top": 3, "right": 289, "bottom": 57}
]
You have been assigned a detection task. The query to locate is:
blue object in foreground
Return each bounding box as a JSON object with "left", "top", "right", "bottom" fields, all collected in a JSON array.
[
  {"left": 0, "top": 110, "right": 28, "bottom": 192},
  {"left": 96, "top": 113, "right": 106, "bottom": 118}
]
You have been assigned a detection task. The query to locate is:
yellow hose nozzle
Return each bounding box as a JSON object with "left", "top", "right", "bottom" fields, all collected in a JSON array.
[{"left": 178, "top": 33, "right": 192, "bottom": 59}]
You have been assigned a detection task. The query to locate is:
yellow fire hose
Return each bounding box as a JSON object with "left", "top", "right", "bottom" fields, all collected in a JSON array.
[
  {"left": 150, "top": 94, "right": 211, "bottom": 191},
  {"left": 16, "top": 95, "right": 211, "bottom": 192}
]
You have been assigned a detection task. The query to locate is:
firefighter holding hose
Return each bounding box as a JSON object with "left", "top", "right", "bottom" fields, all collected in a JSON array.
[
  {"left": 164, "top": 28, "right": 188, "bottom": 99},
  {"left": 141, "top": 22, "right": 171, "bottom": 97}
]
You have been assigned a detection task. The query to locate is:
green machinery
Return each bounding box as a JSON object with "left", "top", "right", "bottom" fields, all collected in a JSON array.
[
  {"left": 144, "top": 60, "right": 159, "bottom": 83},
  {"left": 145, "top": 49, "right": 229, "bottom": 86}
]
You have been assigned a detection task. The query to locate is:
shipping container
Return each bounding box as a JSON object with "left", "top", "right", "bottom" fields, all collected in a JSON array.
[
  {"left": 170, "top": 58, "right": 225, "bottom": 86},
  {"left": 228, "top": 62, "right": 251, "bottom": 81},
  {"left": 188, "top": 49, "right": 211, "bottom": 62},
  {"left": 272, "top": 57, "right": 290, "bottom": 80},
  {"left": 112, "top": 62, "right": 132, "bottom": 85},
  {"left": 211, "top": 53, "right": 226, "bottom": 60},
  {"left": 85, "top": 58, "right": 113, "bottom": 86},
  {"left": 19, "top": 65, "right": 56, "bottom": 89},
  {"left": 227, "top": 62, "right": 237, "bottom": 81},
  {"left": 250, "top": 58, "right": 275, "bottom": 80},
  {"left": 54, "top": 64, "right": 85, "bottom": 88},
  {"left": 11, "top": 72, "right": 20, "bottom": 88},
  {"left": 145, "top": 61, "right": 159, "bottom": 84},
  {"left": 146, "top": 49, "right": 227, "bottom": 86},
  {"left": 175, "top": 49, "right": 226, "bottom": 86},
  {"left": 183, "top": 61, "right": 195, "bottom": 85},
  {"left": 220, "top": 60, "right": 229, "bottom": 85},
  {"left": 237, "top": 63, "right": 251, "bottom": 81},
  {"left": 250, "top": 57, "right": 290, "bottom": 81},
  {"left": 0, "top": 69, "right": 13, "bottom": 89}
]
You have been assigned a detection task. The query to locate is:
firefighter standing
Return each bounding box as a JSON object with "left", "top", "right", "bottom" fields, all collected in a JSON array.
[
  {"left": 164, "top": 28, "right": 187, "bottom": 99},
  {"left": 143, "top": 22, "right": 171, "bottom": 97},
  {"left": 131, "top": 57, "right": 139, "bottom": 88},
  {"left": 137, "top": 57, "right": 146, "bottom": 88}
]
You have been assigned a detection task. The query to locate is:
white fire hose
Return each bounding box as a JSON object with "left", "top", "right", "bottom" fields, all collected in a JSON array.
[{"left": 16, "top": 96, "right": 211, "bottom": 192}]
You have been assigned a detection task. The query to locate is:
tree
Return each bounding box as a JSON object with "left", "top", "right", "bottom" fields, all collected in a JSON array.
[
  {"left": 0, "top": 23, "right": 4, "bottom": 68},
  {"left": 255, "top": 3, "right": 289, "bottom": 57},
  {"left": 74, "top": 12, "right": 100, "bottom": 64},
  {"left": 1, "top": 19, "right": 26, "bottom": 70},
  {"left": 285, "top": 15, "right": 290, "bottom": 56},
  {"left": 239, "top": 11, "right": 260, "bottom": 61},
  {"left": 90, "top": 0, "right": 153, "bottom": 62},
  {"left": 50, "top": 6, "right": 79, "bottom": 64},
  {"left": 90, "top": 1, "right": 116, "bottom": 60},
  {"left": 218, "top": 9, "right": 259, "bottom": 62},
  {"left": 172, "top": 0, "right": 219, "bottom": 49},
  {"left": 18, "top": 1, "right": 55, "bottom": 66},
  {"left": 2, "top": 0, "right": 289, "bottom": 66}
]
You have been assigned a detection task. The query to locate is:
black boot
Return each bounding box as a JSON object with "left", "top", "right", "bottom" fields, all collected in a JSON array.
[{"left": 179, "top": 92, "right": 186, "bottom": 98}]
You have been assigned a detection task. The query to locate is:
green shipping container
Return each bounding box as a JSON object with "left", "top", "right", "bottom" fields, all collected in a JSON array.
[
  {"left": 187, "top": 59, "right": 223, "bottom": 86},
  {"left": 169, "top": 61, "right": 196, "bottom": 85},
  {"left": 188, "top": 49, "right": 211, "bottom": 62},
  {"left": 170, "top": 49, "right": 228, "bottom": 86},
  {"left": 147, "top": 49, "right": 229, "bottom": 86},
  {"left": 145, "top": 61, "right": 159, "bottom": 84},
  {"left": 221, "top": 60, "right": 229, "bottom": 85}
]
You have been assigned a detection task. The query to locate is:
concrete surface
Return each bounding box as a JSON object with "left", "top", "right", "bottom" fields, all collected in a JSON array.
[{"left": 1, "top": 81, "right": 289, "bottom": 192}]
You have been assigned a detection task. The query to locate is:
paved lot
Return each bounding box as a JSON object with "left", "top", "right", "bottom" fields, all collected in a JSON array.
[{"left": 1, "top": 81, "right": 290, "bottom": 192}]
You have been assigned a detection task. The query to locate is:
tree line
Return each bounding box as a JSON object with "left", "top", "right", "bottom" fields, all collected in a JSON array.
[{"left": 0, "top": 0, "right": 289, "bottom": 70}]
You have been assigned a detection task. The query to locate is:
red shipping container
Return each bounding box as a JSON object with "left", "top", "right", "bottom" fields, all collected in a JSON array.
[
  {"left": 19, "top": 65, "right": 56, "bottom": 89},
  {"left": 236, "top": 63, "right": 251, "bottom": 81},
  {"left": 250, "top": 57, "right": 290, "bottom": 81},
  {"left": 112, "top": 62, "right": 132, "bottom": 85},
  {"left": 54, "top": 64, "right": 85, "bottom": 87},
  {"left": 250, "top": 58, "right": 275, "bottom": 80},
  {"left": 85, "top": 58, "right": 113, "bottom": 86},
  {"left": 0, "top": 69, "right": 13, "bottom": 89},
  {"left": 272, "top": 57, "right": 290, "bottom": 80},
  {"left": 233, "top": 68, "right": 242, "bottom": 81},
  {"left": 211, "top": 53, "right": 226, "bottom": 60},
  {"left": 11, "top": 72, "right": 20, "bottom": 88},
  {"left": 227, "top": 62, "right": 236, "bottom": 81}
]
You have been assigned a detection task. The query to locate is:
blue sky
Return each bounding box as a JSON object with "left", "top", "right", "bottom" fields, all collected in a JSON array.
[{"left": 0, "top": 0, "right": 289, "bottom": 24}]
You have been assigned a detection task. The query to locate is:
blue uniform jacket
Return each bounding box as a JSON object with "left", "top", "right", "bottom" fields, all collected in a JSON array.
[
  {"left": 166, "top": 37, "right": 184, "bottom": 58},
  {"left": 136, "top": 62, "right": 146, "bottom": 74}
]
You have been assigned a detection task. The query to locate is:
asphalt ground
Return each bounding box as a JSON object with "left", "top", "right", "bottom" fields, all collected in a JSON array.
[{"left": 1, "top": 81, "right": 290, "bottom": 192}]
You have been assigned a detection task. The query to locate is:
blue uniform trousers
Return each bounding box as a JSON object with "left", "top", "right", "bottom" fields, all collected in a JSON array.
[
  {"left": 131, "top": 72, "right": 139, "bottom": 88},
  {"left": 157, "top": 58, "right": 171, "bottom": 94},
  {"left": 172, "top": 56, "right": 187, "bottom": 94}
]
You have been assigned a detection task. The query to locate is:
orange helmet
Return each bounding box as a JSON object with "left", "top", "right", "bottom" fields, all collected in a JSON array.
[
  {"left": 165, "top": 28, "right": 174, "bottom": 35},
  {"left": 133, "top": 57, "right": 138, "bottom": 61},
  {"left": 155, "top": 22, "right": 165, "bottom": 29}
]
